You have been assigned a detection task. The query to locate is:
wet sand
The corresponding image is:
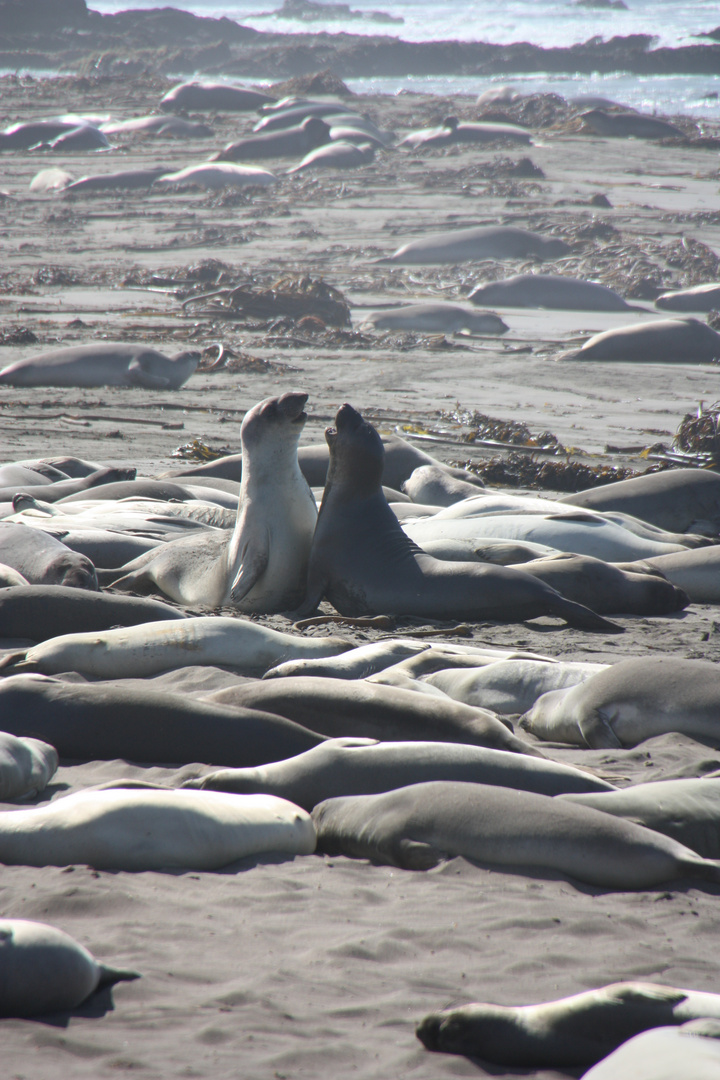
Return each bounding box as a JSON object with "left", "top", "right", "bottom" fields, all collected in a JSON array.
[{"left": 1, "top": 73, "right": 720, "bottom": 1079}]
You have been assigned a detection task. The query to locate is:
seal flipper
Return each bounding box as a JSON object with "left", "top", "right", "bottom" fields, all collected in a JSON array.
[
  {"left": 229, "top": 527, "right": 269, "bottom": 603},
  {"left": 578, "top": 708, "right": 622, "bottom": 750},
  {"left": 127, "top": 358, "right": 170, "bottom": 390},
  {"left": 547, "top": 595, "right": 623, "bottom": 633},
  {"left": 96, "top": 964, "right": 141, "bottom": 989},
  {"left": 393, "top": 838, "right": 445, "bottom": 870}
]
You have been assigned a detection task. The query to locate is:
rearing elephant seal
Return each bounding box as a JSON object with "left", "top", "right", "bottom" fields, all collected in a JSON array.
[
  {"left": 296, "top": 403, "right": 620, "bottom": 631},
  {"left": 111, "top": 392, "right": 317, "bottom": 611}
]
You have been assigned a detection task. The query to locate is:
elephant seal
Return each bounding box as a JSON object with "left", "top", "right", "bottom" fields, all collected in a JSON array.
[
  {"left": 287, "top": 140, "right": 375, "bottom": 173},
  {"left": 29, "top": 167, "right": 74, "bottom": 192},
  {"left": 46, "top": 126, "right": 109, "bottom": 152},
  {"left": 557, "top": 317, "right": 720, "bottom": 362},
  {"left": 625, "top": 547, "right": 720, "bottom": 603},
  {"left": 0, "top": 343, "right": 199, "bottom": 389},
  {"left": 655, "top": 283, "right": 720, "bottom": 312},
  {"left": 253, "top": 102, "right": 361, "bottom": 132},
  {"left": 0, "top": 788, "right": 315, "bottom": 871},
  {"left": 560, "top": 467, "right": 720, "bottom": 533},
  {"left": 297, "top": 404, "right": 620, "bottom": 631},
  {"left": 311, "top": 780, "right": 720, "bottom": 886},
  {"left": 559, "top": 778, "right": 720, "bottom": 858},
  {"left": 379, "top": 225, "right": 570, "bottom": 265},
  {"left": 206, "top": 677, "right": 538, "bottom": 755},
  {"left": 0, "top": 523, "right": 97, "bottom": 589},
  {"left": 0, "top": 732, "right": 57, "bottom": 801},
  {"left": 64, "top": 167, "right": 170, "bottom": 193},
  {"left": 0, "top": 673, "right": 326, "bottom": 765},
  {"left": 424, "top": 658, "right": 608, "bottom": 714},
  {"left": 509, "top": 552, "right": 688, "bottom": 615},
  {"left": 583, "top": 1019, "right": 720, "bottom": 1079},
  {"left": 263, "top": 638, "right": 429, "bottom": 680},
  {"left": 101, "top": 115, "right": 213, "bottom": 138},
  {"left": 399, "top": 116, "right": 530, "bottom": 149},
  {"left": 0, "top": 120, "right": 81, "bottom": 150},
  {"left": 2, "top": 617, "right": 350, "bottom": 680},
  {"left": 160, "top": 82, "right": 275, "bottom": 112},
  {"left": 0, "top": 584, "right": 184, "bottom": 641},
  {"left": 520, "top": 657, "right": 720, "bottom": 748},
  {"left": 360, "top": 303, "right": 508, "bottom": 334},
  {"left": 0, "top": 919, "right": 139, "bottom": 1017},
  {"left": 0, "top": 465, "right": 134, "bottom": 504},
  {"left": 580, "top": 108, "right": 685, "bottom": 138},
  {"left": 402, "top": 466, "right": 489, "bottom": 507},
  {"left": 214, "top": 117, "right": 330, "bottom": 162},
  {"left": 110, "top": 392, "right": 317, "bottom": 612},
  {"left": 185, "top": 736, "right": 615, "bottom": 806},
  {"left": 0, "top": 562, "right": 28, "bottom": 587},
  {"left": 468, "top": 272, "right": 635, "bottom": 311},
  {"left": 417, "top": 982, "right": 720, "bottom": 1067},
  {"left": 154, "top": 163, "right": 277, "bottom": 191}
]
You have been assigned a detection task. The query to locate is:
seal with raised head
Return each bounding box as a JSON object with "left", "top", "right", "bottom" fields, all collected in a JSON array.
[
  {"left": 520, "top": 656, "right": 720, "bottom": 748},
  {"left": 379, "top": 225, "right": 569, "bottom": 266},
  {"left": 311, "top": 780, "right": 720, "bottom": 886},
  {"left": 184, "top": 736, "right": 616, "bottom": 806},
  {"left": 0, "top": 919, "right": 139, "bottom": 1017},
  {"left": 417, "top": 982, "right": 720, "bottom": 1068},
  {"left": 110, "top": 392, "right": 318, "bottom": 612},
  {"left": 296, "top": 404, "right": 620, "bottom": 631},
  {"left": 0, "top": 343, "right": 199, "bottom": 389}
]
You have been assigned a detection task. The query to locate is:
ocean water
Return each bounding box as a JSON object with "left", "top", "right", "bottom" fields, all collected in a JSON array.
[{"left": 81, "top": 1, "right": 720, "bottom": 117}]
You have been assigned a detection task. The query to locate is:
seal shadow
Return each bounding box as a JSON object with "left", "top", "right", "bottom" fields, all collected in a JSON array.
[
  {"left": 21, "top": 984, "right": 122, "bottom": 1028},
  {"left": 463, "top": 1057, "right": 581, "bottom": 1078}
]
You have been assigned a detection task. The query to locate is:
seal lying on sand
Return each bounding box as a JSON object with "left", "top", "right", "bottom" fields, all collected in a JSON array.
[
  {"left": 399, "top": 116, "right": 531, "bottom": 149},
  {"left": 0, "top": 343, "right": 199, "bottom": 389},
  {"left": 0, "top": 523, "right": 97, "bottom": 589},
  {"left": 184, "top": 736, "right": 616, "bottom": 806},
  {"left": 296, "top": 404, "right": 620, "bottom": 631},
  {"left": 0, "top": 584, "right": 184, "bottom": 641},
  {"left": 583, "top": 1019, "right": 720, "bottom": 1079},
  {"left": 360, "top": 302, "right": 508, "bottom": 334},
  {"left": 312, "top": 780, "right": 720, "bottom": 886},
  {"left": 153, "top": 164, "right": 277, "bottom": 191},
  {"left": 0, "top": 788, "right": 316, "bottom": 871},
  {"left": 559, "top": 778, "right": 720, "bottom": 859},
  {"left": 160, "top": 82, "right": 275, "bottom": 112},
  {"left": 655, "top": 282, "right": 720, "bottom": 311},
  {"left": 110, "top": 392, "right": 318, "bottom": 612},
  {"left": 214, "top": 117, "right": 330, "bottom": 161},
  {"left": 580, "top": 108, "right": 685, "bottom": 139},
  {"left": 0, "top": 919, "right": 139, "bottom": 1018},
  {"left": 520, "top": 656, "right": 720, "bottom": 748},
  {"left": 560, "top": 467, "right": 720, "bottom": 533},
  {"left": 64, "top": 167, "right": 170, "bottom": 193},
  {"left": 556, "top": 317, "right": 720, "bottom": 362},
  {"left": 468, "top": 272, "right": 635, "bottom": 311},
  {"left": 417, "top": 981, "right": 720, "bottom": 1067},
  {"left": 379, "top": 225, "right": 569, "bottom": 265},
  {"left": 0, "top": 732, "right": 57, "bottom": 801}
]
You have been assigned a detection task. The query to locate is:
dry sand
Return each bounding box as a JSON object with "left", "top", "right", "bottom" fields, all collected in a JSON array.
[{"left": 2, "top": 73, "right": 720, "bottom": 1078}]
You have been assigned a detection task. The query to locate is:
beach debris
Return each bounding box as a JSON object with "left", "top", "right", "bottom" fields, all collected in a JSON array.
[
  {"left": 180, "top": 273, "right": 352, "bottom": 327},
  {"left": 171, "top": 439, "right": 234, "bottom": 461}
]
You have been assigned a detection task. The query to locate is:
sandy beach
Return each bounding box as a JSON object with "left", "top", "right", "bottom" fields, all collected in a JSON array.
[{"left": 2, "top": 62, "right": 720, "bottom": 1079}]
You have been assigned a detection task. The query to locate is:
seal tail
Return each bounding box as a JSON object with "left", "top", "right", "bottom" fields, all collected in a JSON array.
[
  {"left": 548, "top": 596, "right": 623, "bottom": 633},
  {"left": 97, "top": 964, "right": 142, "bottom": 989}
]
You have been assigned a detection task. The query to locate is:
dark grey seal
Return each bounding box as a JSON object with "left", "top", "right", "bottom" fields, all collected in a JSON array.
[
  {"left": 379, "top": 225, "right": 570, "bottom": 265},
  {"left": 64, "top": 167, "right": 170, "bottom": 194},
  {"left": 580, "top": 108, "right": 685, "bottom": 138},
  {"left": 0, "top": 343, "right": 199, "bottom": 389},
  {"left": 469, "top": 272, "right": 635, "bottom": 311},
  {"left": 0, "top": 523, "right": 97, "bottom": 589},
  {"left": 214, "top": 117, "right": 330, "bottom": 162},
  {"left": 560, "top": 468, "right": 720, "bottom": 533},
  {"left": 296, "top": 403, "right": 619, "bottom": 631},
  {"left": 0, "top": 674, "right": 325, "bottom": 766},
  {"left": 184, "top": 736, "right": 616, "bottom": 806},
  {"left": 0, "top": 584, "right": 184, "bottom": 641}
]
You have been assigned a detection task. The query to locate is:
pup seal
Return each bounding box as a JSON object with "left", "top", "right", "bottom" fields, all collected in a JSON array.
[
  {"left": 184, "top": 736, "right": 616, "bottom": 806},
  {"left": 417, "top": 982, "right": 720, "bottom": 1067},
  {"left": 311, "top": 780, "right": 720, "bottom": 886},
  {"left": 378, "top": 225, "right": 569, "bottom": 265},
  {"left": 296, "top": 404, "right": 619, "bottom": 631},
  {"left": 0, "top": 343, "right": 199, "bottom": 389},
  {"left": 0, "top": 919, "right": 139, "bottom": 1017},
  {"left": 0, "top": 788, "right": 316, "bottom": 871},
  {"left": 0, "top": 732, "right": 58, "bottom": 801},
  {"left": 110, "top": 392, "right": 317, "bottom": 612},
  {"left": 520, "top": 656, "right": 720, "bottom": 748}
]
